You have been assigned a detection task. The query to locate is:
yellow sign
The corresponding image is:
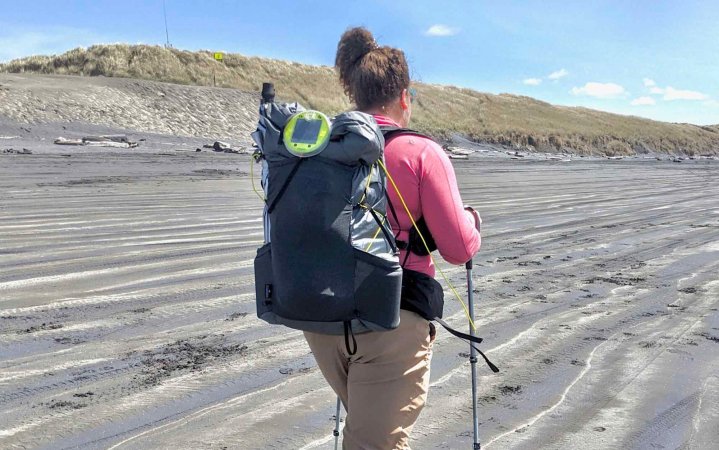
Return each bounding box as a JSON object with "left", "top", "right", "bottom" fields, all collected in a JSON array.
[{"left": 214, "top": 52, "right": 224, "bottom": 61}]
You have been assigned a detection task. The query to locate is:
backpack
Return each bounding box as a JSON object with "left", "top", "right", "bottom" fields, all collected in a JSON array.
[
  {"left": 251, "top": 103, "right": 497, "bottom": 370},
  {"left": 252, "top": 100, "right": 402, "bottom": 352}
]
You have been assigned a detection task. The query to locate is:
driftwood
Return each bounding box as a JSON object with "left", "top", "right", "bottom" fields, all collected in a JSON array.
[
  {"left": 2, "top": 148, "right": 32, "bottom": 154},
  {"left": 84, "top": 140, "right": 137, "bottom": 148},
  {"left": 54, "top": 135, "right": 138, "bottom": 148},
  {"left": 202, "top": 141, "right": 248, "bottom": 154},
  {"left": 451, "top": 148, "right": 473, "bottom": 156},
  {"left": 54, "top": 137, "right": 84, "bottom": 146},
  {"left": 82, "top": 135, "right": 129, "bottom": 143},
  {"left": 445, "top": 147, "right": 472, "bottom": 159}
]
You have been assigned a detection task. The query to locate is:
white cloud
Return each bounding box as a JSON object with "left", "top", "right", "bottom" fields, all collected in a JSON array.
[
  {"left": 644, "top": 81, "right": 709, "bottom": 101},
  {"left": 571, "top": 82, "right": 626, "bottom": 99},
  {"left": 425, "top": 24, "right": 460, "bottom": 37},
  {"left": 663, "top": 86, "right": 708, "bottom": 101},
  {"left": 523, "top": 78, "right": 542, "bottom": 86},
  {"left": 631, "top": 96, "right": 656, "bottom": 106},
  {"left": 548, "top": 68, "right": 568, "bottom": 80},
  {"left": 0, "top": 26, "right": 104, "bottom": 62}
]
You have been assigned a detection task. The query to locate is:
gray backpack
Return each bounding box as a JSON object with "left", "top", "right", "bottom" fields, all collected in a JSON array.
[{"left": 251, "top": 98, "right": 402, "bottom": 351}]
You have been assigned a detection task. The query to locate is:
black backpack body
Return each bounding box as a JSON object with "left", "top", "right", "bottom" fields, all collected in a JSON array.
[{"left": 252, "top": 102, "right": 402, "bottom": 336}]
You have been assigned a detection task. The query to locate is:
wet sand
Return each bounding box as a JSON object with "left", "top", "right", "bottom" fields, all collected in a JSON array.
[{"left": 1, "top": 123, "right": 718, "bottom": 449}]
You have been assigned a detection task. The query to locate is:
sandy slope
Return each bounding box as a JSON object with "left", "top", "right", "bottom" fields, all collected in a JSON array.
[
  {"left": 1, "top": 117, "right": 717, "bottom": 449},
  {"left": 0, "top": 73, "right": 256, "bottom": 142}
]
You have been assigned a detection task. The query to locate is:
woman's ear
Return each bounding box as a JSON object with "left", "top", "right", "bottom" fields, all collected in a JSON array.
[{"left": 399, "top": 89, "right": 410, "bottom": 110}]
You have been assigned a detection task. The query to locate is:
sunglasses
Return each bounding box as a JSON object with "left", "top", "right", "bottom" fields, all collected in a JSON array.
[{"left": 408, "top": 87, "right": 417, "bottom": 104}]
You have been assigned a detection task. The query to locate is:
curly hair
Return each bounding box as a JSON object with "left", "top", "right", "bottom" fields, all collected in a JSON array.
[{"left": 335, "top": 27, "right": 410, "bottom": 110}]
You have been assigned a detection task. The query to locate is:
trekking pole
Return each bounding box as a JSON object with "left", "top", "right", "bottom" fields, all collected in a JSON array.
[
  {"left": 466, "top": 258, "right": 481, "bottom": 450},
  {"left": 333, "top": 396, "right": 342, "bottom": 450}
]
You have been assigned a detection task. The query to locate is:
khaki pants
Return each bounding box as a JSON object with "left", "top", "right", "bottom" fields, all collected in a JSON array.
[{"left": 304, "top": 310, "right": 437, "bottom": 450}]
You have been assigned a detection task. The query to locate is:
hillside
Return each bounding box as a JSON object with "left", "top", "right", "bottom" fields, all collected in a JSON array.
[{"left": 2, "top": 44, "right": 718, "bottom": 156}]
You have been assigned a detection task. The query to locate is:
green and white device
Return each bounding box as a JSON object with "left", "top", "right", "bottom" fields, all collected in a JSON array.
[{"left": 283, "top": 110, "right": 331, "bottom": 157}]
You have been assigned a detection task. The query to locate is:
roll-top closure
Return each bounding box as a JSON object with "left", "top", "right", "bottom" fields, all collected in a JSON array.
[{"left": 261, "top": 107, "right": 383, "bottom": 166}]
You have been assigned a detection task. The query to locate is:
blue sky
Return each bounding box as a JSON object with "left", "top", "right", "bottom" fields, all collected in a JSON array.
[{"left": 1, "top": 0, "right": 718, "bottom": 124}]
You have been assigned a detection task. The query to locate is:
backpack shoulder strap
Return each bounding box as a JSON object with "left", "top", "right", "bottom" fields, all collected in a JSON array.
[
  {"left": 379, "top": 126, "right": 438, "bottom": 258},
  {"left": 379, "top": 126, "right": 435, "bottom": 143}
]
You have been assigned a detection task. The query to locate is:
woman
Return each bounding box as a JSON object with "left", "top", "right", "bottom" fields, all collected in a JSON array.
[{"left": 304, "top": 27, "right": 481, "bottom": 449}]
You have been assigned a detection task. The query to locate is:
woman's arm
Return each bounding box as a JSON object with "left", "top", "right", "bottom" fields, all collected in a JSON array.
[{"left": 418, "top": 140, "right": 481, "bottom": 265}]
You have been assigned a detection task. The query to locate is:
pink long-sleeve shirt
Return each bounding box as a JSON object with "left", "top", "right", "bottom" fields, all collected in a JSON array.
[{"left": 375, "top": 115, "right": 481, "bottom": 277}]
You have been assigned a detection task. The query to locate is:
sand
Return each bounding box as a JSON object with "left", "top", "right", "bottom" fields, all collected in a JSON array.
[
  {"left": 0, "top": 73, "right": 257, "bottom": 142},
  {"left": 1, "top": 86, "right": 719, "bottom": 449}
]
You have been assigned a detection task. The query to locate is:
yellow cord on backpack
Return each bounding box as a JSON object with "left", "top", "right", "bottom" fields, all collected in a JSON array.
[
  {"left": 365, "top": 213, "right": 387, "bottom": 253},
  {"left": 378, "top": 159, "right": 478, "bottom": 332},
  {"left": 362, "top": 163, "right": 394, "bottom": 253},
  {"left": 250, "top": 152, "right": 266, "bottom": 202}
]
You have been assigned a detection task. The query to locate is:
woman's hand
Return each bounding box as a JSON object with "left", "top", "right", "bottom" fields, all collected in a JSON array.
[{"left": 464, "top": 205, "right": 481, "bottom": 232}]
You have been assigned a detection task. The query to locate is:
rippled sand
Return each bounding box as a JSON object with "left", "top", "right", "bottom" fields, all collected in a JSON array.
[{"left": 1, "top": 120, "right": 718, "bottom": 449}]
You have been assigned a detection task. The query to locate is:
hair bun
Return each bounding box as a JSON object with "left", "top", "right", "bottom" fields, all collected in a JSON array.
[
  {"left": 335, "top": 26, "right": 410, "bottom": 110},
  {"left": 336, "top": 27, "right": 377, "bottom": 69}
]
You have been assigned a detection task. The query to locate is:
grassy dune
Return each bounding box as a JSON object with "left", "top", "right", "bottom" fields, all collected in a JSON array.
[{"left": 2, "top": 44, "right": 718, "bottom": 156}]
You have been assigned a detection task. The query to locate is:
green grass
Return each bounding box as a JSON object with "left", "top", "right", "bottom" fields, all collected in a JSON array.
[{"left": 2, "top": 44, "right": 717, "bottom": 156}]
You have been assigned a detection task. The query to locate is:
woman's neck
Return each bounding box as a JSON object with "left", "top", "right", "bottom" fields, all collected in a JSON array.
[{"left": 364, "top": 106, "right": 405, "bottom": 127}]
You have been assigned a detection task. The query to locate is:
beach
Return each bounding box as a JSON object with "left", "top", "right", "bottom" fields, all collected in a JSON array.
[{"left": 1, "top": 113, "right": 718, "bottom": 449}]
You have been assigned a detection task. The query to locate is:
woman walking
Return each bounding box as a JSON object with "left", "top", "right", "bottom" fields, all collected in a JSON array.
[{"left": 303, "top": 27, "right": 481, "bottom": 449}]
